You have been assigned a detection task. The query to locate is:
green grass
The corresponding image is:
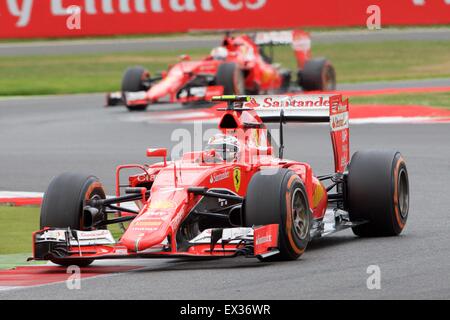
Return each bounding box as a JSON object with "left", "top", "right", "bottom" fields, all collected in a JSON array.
[
  {"left": 0, "top": 40, "right": 449, "bottom": 96},
  {"left": 0, "top": 48, "right": 209, "bottom": 96},
  {"left": 350, "top": 91, "right": 450, "bottom": 109},
  {"left": 0, "top": 206, "right": 40, "bottom": 254},
  {"left": 0, "top": 205, "right": 124, "bottom": 256},
  {"left": 275, "top": 40, "right": 450, "bottom": 83}
]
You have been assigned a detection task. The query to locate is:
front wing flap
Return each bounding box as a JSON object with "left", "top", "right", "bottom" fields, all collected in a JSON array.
[{"left": 32, "top": 225, "right": 280, "bottom": 262}]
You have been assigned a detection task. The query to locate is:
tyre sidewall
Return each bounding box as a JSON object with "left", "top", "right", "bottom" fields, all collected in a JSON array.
[
  {"left": 40, "top": 174, "right": 105, "bottom": 230},
  {"left": 278, "top": 173, "right": 311, "bottom": 259},
  {"left": 245, "top": 169, "right": 311, "bottom": 261},
  {"left": 347, "top": 151, "right": 409, "bottom": 236}
]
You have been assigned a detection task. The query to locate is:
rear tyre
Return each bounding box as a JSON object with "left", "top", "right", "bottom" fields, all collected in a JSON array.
[
  {"left": 244, "top": 169, "right": 311, "bottom": 261},
  {"left": 121, "top": 66, "right": 149, "bottom": 112},
  {"left": 298, "top": 58, "right": 336, "bottom": 91},
  {"left": 40, "top": 173, "right": 107, "bottom": 267},
  {"left": 347, "top": 151, "right": 409, "bottom": 237},
  {"left": 216, "top": 63, "right": 245, "bottom": 95}
]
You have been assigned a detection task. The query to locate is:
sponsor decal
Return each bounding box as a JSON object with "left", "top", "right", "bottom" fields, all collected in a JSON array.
[
  {"left": 76, "top": 230, "right": 113, "bottom": 240},
  {"left": 330, "top": 112, "right": 349, "bottom": 132},
  {"left": 136, "top": 174, "right": 156, "bottom": 183},
  {"left": 341, "top": 155, "right": 348, "bottom": 168},
  {"left": 233, "top": 167, "right": 241, "bottom": 192},
  {"left": 218, "top": 198, "right": 228, "bottom": 207},
  {"left": 134, "top": 220, "right": 163, "bottom": 227},
  {"left": 115, "top": 248, "right": 128, "bottom": 255},
  {"left": 342, "top": 130, "right": 348, "bottom": 143},
  {"left": 256, "top": 235, "right": 272, "bottom": 245},
  {"left": 143, "top": 210, "right": 170, "bottom": 217},
  {"left": 149, "top": 200, "right": 176, "bottom": 210},
  {"left": 246, "top": 96, "right": 331, "bottom": 108},
  {"left": 312, "top": 185, "right": 325, "bottom": 208},
  {"left": 1, "top": 1, "right": 449, "bottom": 39},
  {"left": 132, "top": 227, "right": 159, "bottom": 232},
  {"left": 209, "top": 171, "right": 230, "bottom": 184},
  {"left": 125, "top": 91, "right": 147, "bottom": 102}
]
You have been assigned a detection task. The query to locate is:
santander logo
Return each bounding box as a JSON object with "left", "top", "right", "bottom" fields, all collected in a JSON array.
[
  {"left": 3, "top": 0, "right": 269, "bottom": 28},
  {"left": 246, "top": 96, "right": 332, "bottom": 108}
]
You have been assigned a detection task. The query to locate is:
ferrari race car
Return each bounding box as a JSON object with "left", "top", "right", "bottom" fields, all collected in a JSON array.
[
  {"left": 33, "top": 95, "right": 409, "bottom": 266},
  {"left": 106, "top": 30, "right": 336, "bottom": 111}
]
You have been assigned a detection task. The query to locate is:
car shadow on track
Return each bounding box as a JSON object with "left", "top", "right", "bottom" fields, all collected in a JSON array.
[
  {"left": 307, "top": 235, "right": 357, "bottom": 251},
  {"left": 131, "top": 257, "right": 267, "bottom": 274},
  {"left": 126, "top": 236, "right": 362, "bottom": 274}
]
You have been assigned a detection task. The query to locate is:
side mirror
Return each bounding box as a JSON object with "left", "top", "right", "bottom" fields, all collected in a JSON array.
[
  {"left": 179, "top": 54, "right": 191, "bottom": 62},
  {"left": 147, "top": 148, "right": 167, "bottom": 166}
]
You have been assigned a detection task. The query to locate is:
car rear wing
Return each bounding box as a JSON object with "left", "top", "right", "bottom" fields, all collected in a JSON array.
[
  {"left": 253, "top": 30, "right": 311, "bottom": 69},
  {"left": 242, "top": 94, "right": 350, "bottom": 173}
]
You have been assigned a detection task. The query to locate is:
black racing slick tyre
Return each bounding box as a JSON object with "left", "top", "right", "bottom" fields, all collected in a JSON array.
[
  {"left": 121, "top": 66, "right": 149, "bottom": 112},
  {"left": 216, "top": 62, "right": 245, "bottom": 95},
  {"left": 298, "top": 58, "right": 336, "bottom": 91},
  {"left": 40, "top": 173, "right": 106, "bottom": 267},
  {"left": 121, "top": 66, "right": 149, "bottom": 92},
  {"left": 244, "top": 169, "right": 312, "bottom": 261},
  {"left": 347, "top": 151, "right": 409, "bottom": 237}
]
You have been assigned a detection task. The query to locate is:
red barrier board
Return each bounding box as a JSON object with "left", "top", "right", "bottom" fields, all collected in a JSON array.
[{"left": 0, "top": 0, "right": 449, "bottom": 39}]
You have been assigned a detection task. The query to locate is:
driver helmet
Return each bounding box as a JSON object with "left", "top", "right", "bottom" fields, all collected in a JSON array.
[
  {"left": 206, "top": 134, "right": 240, "bottom": 162},
  {"left": 210, "top": 46, "right": 228, "bottom": 61}
]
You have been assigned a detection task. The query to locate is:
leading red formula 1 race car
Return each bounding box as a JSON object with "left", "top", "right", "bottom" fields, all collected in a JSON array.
[
  {"left": 32, "top": 95, "right": 409, "bottom": 266},
  {"left": 106, "top": 30, "right": 336, "bottom": 111}
]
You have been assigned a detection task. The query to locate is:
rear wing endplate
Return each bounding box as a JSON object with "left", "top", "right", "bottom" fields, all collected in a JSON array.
[{"left": 253, "top": 30, "right": 311, "bottom": 68}]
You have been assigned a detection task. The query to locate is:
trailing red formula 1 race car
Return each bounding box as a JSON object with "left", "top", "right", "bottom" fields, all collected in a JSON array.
[
  {"left": 106, "top": 30, "right": 336, "bottom": 111},
  {"left": 33, "top": 95, "right": 408, "bottom": 266}
]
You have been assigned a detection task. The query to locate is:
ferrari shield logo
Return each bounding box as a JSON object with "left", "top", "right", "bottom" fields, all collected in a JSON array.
[{"left": 233, "top": 168, "right": 241, "bottom": 192}]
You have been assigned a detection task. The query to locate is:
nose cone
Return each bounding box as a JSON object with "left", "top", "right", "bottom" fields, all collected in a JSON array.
[{"left": 120, "top": 193, "right": 187, "bottom": 252}]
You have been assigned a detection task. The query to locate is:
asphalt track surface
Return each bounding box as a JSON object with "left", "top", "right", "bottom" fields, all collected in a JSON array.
[
  {"left": 1, "top": 28, "right": 449, "bottom": 56},
  {"left": 0, "top": 78, "right": 450, "bottom": 299}
]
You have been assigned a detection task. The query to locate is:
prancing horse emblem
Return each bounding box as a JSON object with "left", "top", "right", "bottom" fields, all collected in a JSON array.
[{"left": 233, "top": 168, "right": 241, "bottom": 192}]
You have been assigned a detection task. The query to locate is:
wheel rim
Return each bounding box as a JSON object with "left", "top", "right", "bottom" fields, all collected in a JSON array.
[
  {"left": 398, "top": 168, "right": 409, "bottom": 219},
  {"left": 82, "top": 194, "right": 102, "bottom": 230},
  {"left": 291, "top": 188, "right": 310, "bottom": 240}
]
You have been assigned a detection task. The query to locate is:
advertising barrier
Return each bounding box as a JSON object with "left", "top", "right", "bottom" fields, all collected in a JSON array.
[{"left": 0, "top": 0, "right": 449, "bottom": 39}]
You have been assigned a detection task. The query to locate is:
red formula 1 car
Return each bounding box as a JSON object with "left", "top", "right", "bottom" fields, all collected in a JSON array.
[
  {"left": 33, "top": 95, "right": 409, "bottom": 266},
  {"left": 106, "top": 30, "right": 336, "bottom": 111}
]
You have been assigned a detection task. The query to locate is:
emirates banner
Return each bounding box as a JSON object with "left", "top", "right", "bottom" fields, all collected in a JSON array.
[{"left": 1, "top": 0, "right": 449, "bottom": 39}]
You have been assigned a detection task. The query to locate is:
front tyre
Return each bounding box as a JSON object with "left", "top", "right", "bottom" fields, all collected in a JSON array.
[
  {"left": 40, "top": 173, "right": 107, "bottom": 267},
  {"left": 245, "top": 169, "right": 311, "bottom": 261},
  {"left": 347, "top": 151, "right": 409, "bottom": 237},
  {"left": 122, "top": 66, "right": 149, "bottom": 112}
]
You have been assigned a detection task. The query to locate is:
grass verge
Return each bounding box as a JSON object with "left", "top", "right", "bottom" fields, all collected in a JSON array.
[
  {"left": 0, "top": 205, "right": 124, "bottom": 269},
  {"left": 0, "top": 206, "right": 39, "bottom": 255},
  {"left": 350, "top": 91, "right": 450, "bottom": 109},
  {"left": 0, "top": 40, "right": 449, "bottom": 96}
]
